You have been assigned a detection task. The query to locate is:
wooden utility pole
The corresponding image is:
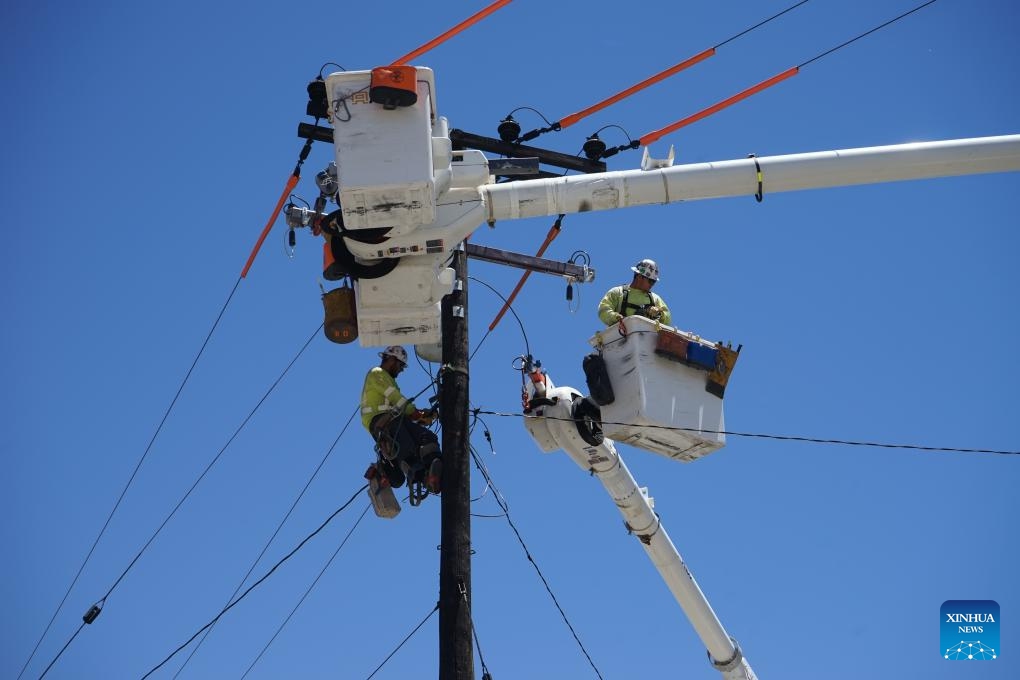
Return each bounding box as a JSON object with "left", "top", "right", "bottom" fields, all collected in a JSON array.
[{"left": 439, "top": 246, "right": 473, "bottom": 679}]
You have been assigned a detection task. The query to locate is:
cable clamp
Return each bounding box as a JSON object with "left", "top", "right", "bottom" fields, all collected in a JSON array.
[
  {"left": 441, "top": 363, "right": 469, "bottom": 377},
  {"left": 748, "top": 153, "right": 763, "bottom": 202}
]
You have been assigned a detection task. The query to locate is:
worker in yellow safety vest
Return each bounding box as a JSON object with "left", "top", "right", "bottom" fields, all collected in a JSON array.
[
  {"left": 361, "top": 345, "right": 442, "bottom": 494},
  {"left": 598, "top": 259, "right": 672, "bottom": 326}
]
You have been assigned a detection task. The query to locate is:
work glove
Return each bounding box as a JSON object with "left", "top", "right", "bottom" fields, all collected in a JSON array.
[
  {"left": 411, "top": 408, "right": 436, "bottom": 425},
  {"left": 646, "top": 306, "right": 662, "bottom": 320}
]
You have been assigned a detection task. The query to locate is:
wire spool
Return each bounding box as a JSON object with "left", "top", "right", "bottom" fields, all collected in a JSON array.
[{"left": 323, "top": 283, "right": 358, "bottom": 344}]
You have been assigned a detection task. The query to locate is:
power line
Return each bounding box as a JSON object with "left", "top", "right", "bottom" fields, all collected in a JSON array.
[
  {"left": 468, "top": 275, "right": 531, "bottom": 360},
  {"left": 173, "top": 407, "right": 361, "bottom": 677},
  {"left": 715, "top": 0, "right": 812, "bottom": 50},
  {"left": 468, "top": 444, "right": 605, "bottom": 679},
  {"left": 141, "top": 484, "right": 369, "bottom": 679},
  {"left": 241, "top": 504, "right": 371, "bottom": 678},
  {"left": 18, "top": 277, "right": 244, "bottom": 680},
  {"left": 474, "top": 409, "right": 1019, "bottom": 456},
  {"left": 364, "top": 604, "right": 440, "bottom": 680},
  {"left": 799, "top": 0, "right": 939, "bottom": 69},
  {"left": 36, "top": 323, "right": 323, "bottom": 679}
]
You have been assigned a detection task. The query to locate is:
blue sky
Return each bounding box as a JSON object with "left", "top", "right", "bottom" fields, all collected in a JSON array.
[{"left": 3, "top": 1, "right": 1018, "bottom": 679}]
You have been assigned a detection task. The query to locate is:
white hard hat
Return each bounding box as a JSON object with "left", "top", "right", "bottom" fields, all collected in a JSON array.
[
  {"left": 631, "top": 258, "right": 660, "bottom": 282},
  {"left": 380, "top": 345, "right": 408, "bottom": 365}
]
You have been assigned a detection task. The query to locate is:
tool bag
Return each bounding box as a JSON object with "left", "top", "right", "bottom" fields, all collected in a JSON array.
[{"left": 583, "top": 352, "right": 615, "bottom": 405}]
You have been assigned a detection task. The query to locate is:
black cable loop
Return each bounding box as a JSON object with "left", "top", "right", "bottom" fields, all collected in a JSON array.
[
  {"left": 506, "top": 106, "right": 555, "bottom": 127},
  {"left": 468, "top": 275, "right": 531, "bottom": 359},
  {"left": 18, "top": 276, "right": 244, "bottom": 680},
  {"left": 318, "top": 62, "right": 345, "bottom": 78},
  {"left": 589, "top": 123, "right": 635, "bottom": 144},
  {"left": 241, "top": 504, "right": 372, "bottom": 679},
  {"left": 364, "top": 603, "right": 440, "bottom": 680},
  {"left": 141, "top": 484, "right": 369, "bottom": 679},
  {"left": 173, "top": 406, "right": 362, "bottom": 678}
]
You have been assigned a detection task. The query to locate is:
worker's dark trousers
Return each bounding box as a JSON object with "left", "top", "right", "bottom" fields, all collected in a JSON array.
[{"left": 372, "top": 416, "right": 440, "bottom": 487}]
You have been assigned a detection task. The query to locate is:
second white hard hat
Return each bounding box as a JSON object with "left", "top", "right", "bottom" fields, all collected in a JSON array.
[{"left": 631, "top": 258, "right": 660, "bottom": 282}]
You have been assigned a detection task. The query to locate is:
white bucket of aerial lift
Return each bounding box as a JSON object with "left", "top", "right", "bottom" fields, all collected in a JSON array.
[
  {"left": 590, "top": 315, "right": 725, "bottom": 461},
  {"left": 355, "top": 254, "right": 455, "bottom": 347},
  {"left": 325, "top": 68, "right": 440, "bottom": 234}
]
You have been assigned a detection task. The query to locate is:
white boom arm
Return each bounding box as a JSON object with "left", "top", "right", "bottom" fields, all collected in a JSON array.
[
  {"left": 481, "top": 134, "right": 1020, "bottom": 222},
  {"left": 525, "top": 381, "right": 757, "bottom": 679}
]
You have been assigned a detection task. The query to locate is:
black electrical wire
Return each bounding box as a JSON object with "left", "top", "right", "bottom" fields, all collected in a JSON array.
[
  {"left": 462, "top": 584, "right": 493, "bottom": 680},
  {"left": 468, "top": 275, "right": 531, "bottom": 360},
  {"left": 799, "top": 0, "right": 938, "bottom": 68},
  {"left": 364, "top": 603, "right": 440, "bottom": 680},
  {"left": 467, "top": 443, "right": 605, "bottom": 679},
  {"left": 141, "top": 484, "right": 368, "bottom": 679},
  {"left": 173, "top": 407, "right": 362, "bottom": 678},
  {"left": 714, "top": 0, "right": 813, "bottom": 50},
  {"left": 474, "top": 409, "right": 1019, "bottom": 456},
  {"left": 22, "top": 277, "right": 245, "bottom": 680},
  {"left": 36, "top": 323, "right": 323, "bottom": 679},
  {"left": 241, "top": 504, "right": 371, "bottom": 679}
]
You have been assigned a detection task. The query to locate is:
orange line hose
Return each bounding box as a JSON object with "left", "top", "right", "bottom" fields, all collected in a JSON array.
[
  {"left": 640, "top": 67, "right": 799, "bottom": 146},
  {"left": 559, "top": 48, "right": 716, "bottom": 130},
  {"left": 488, "top": 218, "right": 561, "bottom": 332}
]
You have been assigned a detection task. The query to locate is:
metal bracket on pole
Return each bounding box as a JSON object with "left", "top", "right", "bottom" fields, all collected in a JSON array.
[{"left": 464, "top": 243, "right": 594, "bottom": 282}]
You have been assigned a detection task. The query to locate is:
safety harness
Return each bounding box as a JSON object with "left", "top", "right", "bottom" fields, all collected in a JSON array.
[{"left": 618, "top": 286, "right": 662, "bottom": 319}]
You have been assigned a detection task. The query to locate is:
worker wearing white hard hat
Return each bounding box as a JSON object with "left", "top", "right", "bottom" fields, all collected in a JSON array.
[
  {"left": 360, "top": 345, "right": 442, "bottom": 495},
  {"left": 598, "top": 258, "right": 673, "bottom": 326}
]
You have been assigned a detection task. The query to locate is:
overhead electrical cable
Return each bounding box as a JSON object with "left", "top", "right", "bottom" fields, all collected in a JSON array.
[
  {"left": 141, "top": 484, "right": 368, "bottom": 679},
  {"left": 36, "top": 324, "right": 324, "bottom": 679},
  {"left": 514, "top": 0, "right": 813, "bottom": 143},
  {"left": 468, "top": 444, "right": 605, "bottom": 678},
  {"left": 18, "top": 277, "right": 245, "bottom": 680},
  {"left": 364, "top": 604, "right": 440, "bottom": 680},
  {"left": 632, "top": 0, "right": 940, "bottom": 151},
  {"left": 241, "top": 504, "right": 371, "bottom": 679},
  {"left": 468, "top": 276, "right": 531, "bottom": 360},
  {"left": 392, "top": 0, "right": 513, "bottom": 65},
  {"left": 474, "top": 409, "right": 1019, "bottom": 456},
  {"left": 173, "top": 407, "right": 362, "bottom": 678}
]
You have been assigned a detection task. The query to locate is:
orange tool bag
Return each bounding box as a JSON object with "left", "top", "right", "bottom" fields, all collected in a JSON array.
[{"left": 370, "top": 65, "right": 418, "bottom": 109}]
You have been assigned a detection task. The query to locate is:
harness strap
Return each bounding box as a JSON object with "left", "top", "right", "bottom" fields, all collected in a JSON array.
[{"left": 618, "top": 287, "right": 657, "bottom": 316}]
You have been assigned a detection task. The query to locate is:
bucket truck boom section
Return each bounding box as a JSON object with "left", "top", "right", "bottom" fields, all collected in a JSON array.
[{"left": 524, "top": 377, "right": 757, "bottom": 679}]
